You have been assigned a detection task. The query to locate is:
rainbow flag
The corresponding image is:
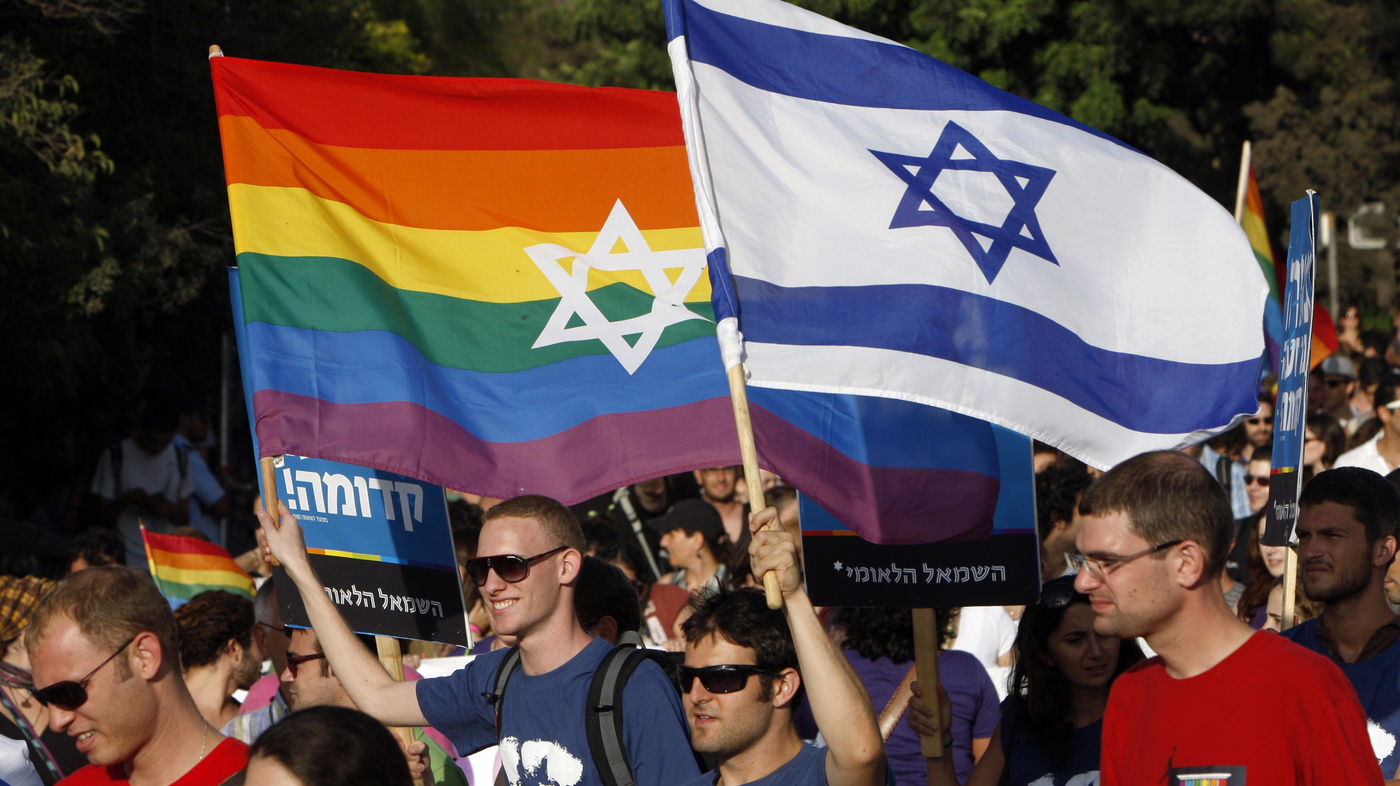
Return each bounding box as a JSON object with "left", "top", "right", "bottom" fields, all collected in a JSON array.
[
  {"left": 1238, "top": 145, "right": 1336, "bottom": 372},
  {"left": 214, "top": 57, "right": 741, "bottom": 502},
  {"left": 141, "top": 527, "right": 255, "bottom": 608}
]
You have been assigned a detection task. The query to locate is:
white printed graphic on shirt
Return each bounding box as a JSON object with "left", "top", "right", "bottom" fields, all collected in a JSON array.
[
  {"left": 500, "top": 736, "right": 585, "bottom": 786},
  {"left": 1369, "top": 718, "right": 1396, "bottom": 763},
  {"left": 1028, "top": 772, "right": 1098, "bottom": 786}
]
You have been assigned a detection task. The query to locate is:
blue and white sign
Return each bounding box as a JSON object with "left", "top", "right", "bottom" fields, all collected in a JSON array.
[{"left": 1263, "top": 191, "right": 1319, "bottom": 547}]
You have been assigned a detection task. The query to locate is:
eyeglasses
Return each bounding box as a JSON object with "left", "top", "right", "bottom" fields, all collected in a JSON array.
[
  {"left": 285, "top": 651, "right": 327, "bottom": 678},
  {"left": 1244, "top": 475, "right": 1270, "bottom": 487},
  {"left": 1245, "top": 416, "right": 1273, "bottom": 426},
  {"left": 679, "top": 664, "right": 776, "bottom": 694},
  {"left": 28, "top": 636, "right": 135, "bottom": 711},
  {"left": 1068, "top": 540, "right": 1185, "bottom": 581},
  {"left": 464, "top": 546, "right": 568, "bottom": 587}
]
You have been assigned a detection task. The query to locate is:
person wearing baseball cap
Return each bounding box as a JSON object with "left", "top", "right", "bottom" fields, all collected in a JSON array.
[{"left": 650, "top": 500, "right": 734, "bottom": 593}]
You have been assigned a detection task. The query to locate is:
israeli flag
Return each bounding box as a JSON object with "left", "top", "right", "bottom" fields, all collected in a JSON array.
[{"left": 665, "top": 0, "right": 1268, "bottom": 469}]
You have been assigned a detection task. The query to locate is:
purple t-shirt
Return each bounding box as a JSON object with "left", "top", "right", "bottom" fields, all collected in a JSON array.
[{"left": 842, "top": 649, "right": 999, "bottom": 785}]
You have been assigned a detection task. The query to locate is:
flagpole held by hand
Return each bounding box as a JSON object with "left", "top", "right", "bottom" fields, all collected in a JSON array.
[
  {"left": 719, "top": 326, "right": 782, "bottom": 609},
  {"left": 258, "top": 456, "right": 282, "bottom": 567}
]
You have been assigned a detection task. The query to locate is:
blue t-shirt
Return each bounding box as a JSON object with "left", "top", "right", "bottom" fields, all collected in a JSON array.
[
  {"left": 1000, "top": 709, "right": 1101, "bottom": 786},
  {"left": 679, "top": 741, "right": 896, "bottom": 786},
  {"left": 1285, "top": 618, "right": 1400, "bottom": 778},
  {"left": 416, "top": 638, "right": 698, "bottom": 785}
]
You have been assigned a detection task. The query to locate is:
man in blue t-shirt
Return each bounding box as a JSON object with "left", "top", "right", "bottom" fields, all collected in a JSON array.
[
  {"left": 676, "top": 507, "right": 891, "bottom": 786},
  {"left": 260, "top": 493, "right": 698, "bottom": 786},
  {"left": 1284, "top": 467, "right": 1400, "bottom": 781}
]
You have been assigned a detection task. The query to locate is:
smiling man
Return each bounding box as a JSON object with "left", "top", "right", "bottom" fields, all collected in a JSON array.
[
  {"left": 1071, "top": 451, "right": 1380, "bottom": 785},
  {"left": 1283, "top": 468, "right": 1400, "bottom": 782},
  {"left": 259, "top": 493, "right": 697, "bottom": 786},
  {"left": 26, "top": 566, "right": 247, "bottom": 785},
  {"left": 676, "top": 507, "right": 889, "bottom": 786}
]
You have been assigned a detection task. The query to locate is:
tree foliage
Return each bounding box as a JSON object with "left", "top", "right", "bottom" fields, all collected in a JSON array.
[{"left": 3, "top": 0, "right": 1400, "bottom": 521}]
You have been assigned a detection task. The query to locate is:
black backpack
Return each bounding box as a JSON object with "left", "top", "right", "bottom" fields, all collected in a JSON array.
[{"left": 483, "top": 633, "right": 710, "bottom": 786}]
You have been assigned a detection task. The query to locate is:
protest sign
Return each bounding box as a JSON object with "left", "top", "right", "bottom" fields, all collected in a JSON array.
[
  {"left": 800, "top": 424, "right": 1039, "bottom": 607},
  {"left": 1262, "top": 191, "right": 1319, "bottom": 547},
  {"left": 265, "top": 454, "right": 470, "bottom": 646}
]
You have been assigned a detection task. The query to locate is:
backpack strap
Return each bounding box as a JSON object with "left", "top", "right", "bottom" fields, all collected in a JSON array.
[
  {"left": 482, "top": 647, "right": 522, "bottom": 736},
  {"left": 587, "top": 645, "right": 650, "bottom": 786}
]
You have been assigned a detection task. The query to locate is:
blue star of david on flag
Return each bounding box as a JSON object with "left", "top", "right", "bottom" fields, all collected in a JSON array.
[{"left": 871, "top": 121, "right": 1058, "bottom": 284}]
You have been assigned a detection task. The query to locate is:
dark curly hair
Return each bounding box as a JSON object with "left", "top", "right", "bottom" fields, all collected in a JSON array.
[
  {"left": 1004, "top": 577, "right": 1143, "bottom": 769},
  {"left": 1035, "top": 463, "right": 1092, "bottom": 545},
  {"left": 835, "top": 607, "right": 958, "bottom": 664},
  {"left": 174, "top": 590, "right": 255, "bottom": 670}
]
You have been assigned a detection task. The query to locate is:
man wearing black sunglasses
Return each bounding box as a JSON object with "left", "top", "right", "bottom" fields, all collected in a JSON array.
[
  {"left": 675, "top": 507, "right": 890, "bottom": 786},
  {"left": 259, "top": 493, "right": 698, "bottom": 785},
  {"left": 1072, "top": 451, "right": 1381, "bottom": 785},
  {"left": 25, "top": 566, "right": 249, "bottom": 784}
]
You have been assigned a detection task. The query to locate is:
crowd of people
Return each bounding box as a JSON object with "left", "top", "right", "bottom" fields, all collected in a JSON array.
[{"left": 5, "top": 308, "right": 1400, "bottom": 784}]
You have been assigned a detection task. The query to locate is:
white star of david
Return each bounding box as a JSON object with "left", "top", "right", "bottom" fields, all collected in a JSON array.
[{"left": 525, "top": 200, "right": 711, "bottom": 374}]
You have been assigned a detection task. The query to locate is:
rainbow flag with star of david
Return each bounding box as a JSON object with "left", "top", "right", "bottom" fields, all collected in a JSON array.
[{"left": 213, "top": 57, "right": 743, "bottom": 502}]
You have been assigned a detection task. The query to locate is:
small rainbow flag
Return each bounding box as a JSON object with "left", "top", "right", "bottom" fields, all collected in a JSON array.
[
  {"left": 141, "top": 526, "right": 255, "bottom": 608},
  {"left": 1238, "top": 142, "right": 1336, "bottom": 373}
]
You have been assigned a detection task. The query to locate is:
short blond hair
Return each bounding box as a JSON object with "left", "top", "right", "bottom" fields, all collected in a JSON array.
[
  {"left": 484, "top": 495, "right": 585, "bottom": 552},
  {"left": 27, "top": 566, "right": 177, "bottom": 678}
]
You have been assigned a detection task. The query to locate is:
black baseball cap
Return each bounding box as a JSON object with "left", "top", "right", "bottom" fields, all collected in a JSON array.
[{"left": 646, "top": 499, "right": 725, "bottom": 543}]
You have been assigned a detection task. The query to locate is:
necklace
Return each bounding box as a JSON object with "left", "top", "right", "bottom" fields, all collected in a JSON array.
[{"left": 198, "top": 722, "right": 208, "bottom": 762}]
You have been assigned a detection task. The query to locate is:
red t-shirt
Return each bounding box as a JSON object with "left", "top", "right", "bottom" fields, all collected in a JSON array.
[
  {"left": 1102, "top": 631, "right": 1382, "bottom": 785},
  {"left": 58, "top": 738, "right": 249, "bottom": 785}
]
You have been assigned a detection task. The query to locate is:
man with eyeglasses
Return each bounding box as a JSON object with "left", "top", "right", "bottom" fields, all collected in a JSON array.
[
  {"left": 1338, "top": 376, "right": 1400, "bottom": 475},
  {"left": 676, "top": 507, "right": 890, "bottom": 786},
  {"left": 1072, "top": 451, "right": 1381, "bottom": 785},
  {"left": 222, "top": 579, "right": 291, "bottom": 744},
  {"left": 277, "top": 627, "right": 462, "bottom": 785},
  {"left": 1283, "top": 468, "right": 1400, "bottom": 782},
  {"left": 25, "top": 566, "right": 249, "bottom": 784},
  {"left": 259, "top": 493, "right": 698, "bottom": 785}
]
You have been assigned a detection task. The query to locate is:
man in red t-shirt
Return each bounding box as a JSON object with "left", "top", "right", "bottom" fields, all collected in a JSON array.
[
  {"left": 1073, "top": 451, "right": 1381, "bottom": 785},
  {"left": 26, "top": 567, "right": 248, "bottom": 785}
]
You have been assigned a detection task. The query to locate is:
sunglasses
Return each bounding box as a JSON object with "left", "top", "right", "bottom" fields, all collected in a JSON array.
[
  {"left": 679, "top": 664, "right": 776, "bottom": 694},
  {"left": 464, "top": 546, "right": 568, "bottom": 587},
  {"left": 1246, "top": 416, "right": 1273, "bottom": 426},
  {"left": 1324, "top": 378, "right": 1351, "bottom": 388},
  {"left": 28, "top": 636, "right": 135, "bottom": 711},
  {"left": 255, "top": 622, "right": 293, "bottom": 638},
  {"left": 1037, "top": 580, "right": 1081, "bottom": 609},
  {"left": 285, "top": 651, "right": 327, "bottom": 678},
  {"left": 1244, "top": 474, "right": 1270, "bottom": 487}
]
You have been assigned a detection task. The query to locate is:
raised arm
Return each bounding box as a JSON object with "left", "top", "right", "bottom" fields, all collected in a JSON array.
[
  {"left": 256, "top": 498, "right": 427, "bottom": 726},
  {"left": 748, "top": 507, "right": 886, "bottom": 786}
]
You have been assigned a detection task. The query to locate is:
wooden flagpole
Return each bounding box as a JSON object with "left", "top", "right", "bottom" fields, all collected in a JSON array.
[
  {"left": 1233, "top": 141, "right": 1251, "bottom": 224},
  {"left": 725, "top": 364, "right": 784, "bottom": 609},
  {"left": 911, "top": 608, "right": 943, "bottom": 758}
]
